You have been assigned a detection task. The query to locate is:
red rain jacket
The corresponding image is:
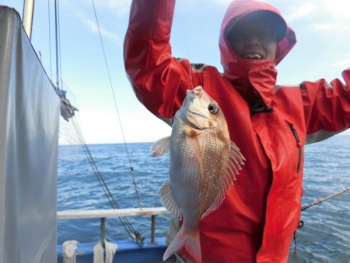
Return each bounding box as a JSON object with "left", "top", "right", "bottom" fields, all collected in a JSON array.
[{"left": 124, "top": 0, "right": 350, "bottom": 262}]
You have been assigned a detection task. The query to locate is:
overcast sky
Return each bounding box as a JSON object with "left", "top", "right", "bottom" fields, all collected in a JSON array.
[{"left": 1, "top": 0, "right": 350, "bottom": 144}]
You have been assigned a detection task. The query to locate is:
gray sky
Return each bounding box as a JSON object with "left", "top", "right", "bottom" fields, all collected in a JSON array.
[{"left": 2, "top": 0, "right": 350, "bottom": 144}]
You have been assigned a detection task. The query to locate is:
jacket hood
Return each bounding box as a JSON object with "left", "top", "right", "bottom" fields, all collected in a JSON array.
[{"left": 219, "top": 0, "right": 297, "bottom": 85}]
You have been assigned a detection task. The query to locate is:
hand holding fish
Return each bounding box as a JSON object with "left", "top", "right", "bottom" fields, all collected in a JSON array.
[{"left": 151, "top": 86, "right": 245, "bottom": 262}]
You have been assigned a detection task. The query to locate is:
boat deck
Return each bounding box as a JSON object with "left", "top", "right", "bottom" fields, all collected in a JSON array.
[
  {"left": 57, "top": 237, "right": 176, "bottom": 263},
  {"left": 57, "top": 208, "right": 176, "bottom": 263}
]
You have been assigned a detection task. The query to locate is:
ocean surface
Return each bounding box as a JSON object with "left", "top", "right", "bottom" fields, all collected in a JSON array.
[{"left": 57, "top": 134, "right": 350, "bottom": 263}]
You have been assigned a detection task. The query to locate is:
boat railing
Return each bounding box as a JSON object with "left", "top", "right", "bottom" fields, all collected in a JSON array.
[{"left": 57, "top": 207, "right": 170, "bottom": 246}]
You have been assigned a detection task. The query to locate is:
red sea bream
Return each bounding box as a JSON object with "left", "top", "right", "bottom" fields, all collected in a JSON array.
[{"left": 151, "top": 86, "right": 245, "bottom": 262}]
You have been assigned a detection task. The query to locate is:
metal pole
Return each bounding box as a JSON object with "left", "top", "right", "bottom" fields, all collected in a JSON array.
[
  {"left": 22, "top": 0, "right": 35, "bottom": 39},
  {"left": 148, "top": 215, "right": 158, "bottom": 245},
  {"left": 100, "top": 218, "right": 105, "bottom": 248}
]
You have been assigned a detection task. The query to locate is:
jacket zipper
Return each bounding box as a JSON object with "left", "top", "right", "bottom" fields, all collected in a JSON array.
[{"left": 290, "top": 124, "right": 301, "bottom": 173}]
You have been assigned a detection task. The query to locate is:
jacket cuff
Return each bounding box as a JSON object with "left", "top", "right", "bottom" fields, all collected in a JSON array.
[{"left": 128, "top": 0, "right": 175, "bottom": 40}]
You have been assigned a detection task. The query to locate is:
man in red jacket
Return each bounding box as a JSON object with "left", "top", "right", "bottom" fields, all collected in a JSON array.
[{"left": 124, "top": 0, "right": 350, "bottom": 262}]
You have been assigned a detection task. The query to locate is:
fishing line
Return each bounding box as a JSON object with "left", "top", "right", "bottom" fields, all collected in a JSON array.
[
  {"left": 185, "top": 16, "right": 194, "bottom": 89},
  {"left": 177, "top": 0, "right": 194, "bottom": 89},
  {"left": 90, "top": 0, "right": 143, "bottom": 210}
]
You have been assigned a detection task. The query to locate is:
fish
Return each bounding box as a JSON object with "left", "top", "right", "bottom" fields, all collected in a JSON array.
[{"left": 151, "top": 86, "right": 245, "bottom": 263}]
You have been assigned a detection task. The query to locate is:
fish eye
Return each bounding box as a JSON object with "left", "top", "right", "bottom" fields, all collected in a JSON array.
[{"left": 208, "top": 104, "right": 219, "bottom": 115}]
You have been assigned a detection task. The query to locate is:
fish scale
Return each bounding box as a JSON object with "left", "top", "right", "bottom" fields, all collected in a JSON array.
[
  {"left": 199, "top": 132, "right": 222, "bottom": 212},
  {"left": 151, "top": 86, "right": 245, "bottom": 263}
]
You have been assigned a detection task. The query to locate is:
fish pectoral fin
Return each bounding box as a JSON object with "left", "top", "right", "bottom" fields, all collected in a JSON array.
[
  {"left": 151, "top": 136, "right": 171, "bottom": 157},
  {"left": 159, "top": 182, "right": 182, "bottom": 220},
  {"left": 227, "top": 141, "right": 245, "bottom": 177},
  {"left": 201, "top": 190, "right": 224, "bottom": 219},
  {"left": 202, "top": 141, "right": 245, "bottom": 219},
  {"left": 185, "top": 129, "right": 204, "bottom": 175}
]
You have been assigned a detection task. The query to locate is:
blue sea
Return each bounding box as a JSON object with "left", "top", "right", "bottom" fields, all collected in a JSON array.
[{"left": 58, "top": 134, "right": 350, "bottom": 263}]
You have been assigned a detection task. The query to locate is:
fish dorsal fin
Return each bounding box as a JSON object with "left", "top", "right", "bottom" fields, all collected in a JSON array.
[
  {"left": 151, "top": 136, "right": 171, "bottom": 157},
  {"left": 159, "top": 182, "right": 182, "bottom": 220},
  {"left": 202, "top": 141, "right": 245, "bottom": 218}
]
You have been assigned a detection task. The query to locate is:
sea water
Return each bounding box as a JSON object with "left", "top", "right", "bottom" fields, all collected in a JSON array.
[{"left": 57, "top": 134, "right": 350, "bottom": 263}]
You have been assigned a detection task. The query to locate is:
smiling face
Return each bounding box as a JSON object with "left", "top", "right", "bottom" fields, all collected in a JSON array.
[{"left": 227, "top": 21, "right": 278, "bottom": 61}]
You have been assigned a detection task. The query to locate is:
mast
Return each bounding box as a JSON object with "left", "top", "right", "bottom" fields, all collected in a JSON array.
[{"left": 22, "top": 0, "right": 35, "bottom": 39}]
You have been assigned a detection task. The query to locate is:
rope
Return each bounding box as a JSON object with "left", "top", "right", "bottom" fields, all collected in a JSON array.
[
  {"left": 57, "top": 0, "right": 64, "bottom": 91},
  {"left": 90, "top": 0, "right": 143, "bottom": 210},
  {"left": 47, "top": 0, "right": 52, "bottom": 80},
  {"left": 67, "top": 113, "right": 145, "bottom": 246},
  {"left": 52, "top": 1, "right": 145, "bottom": 246},
  {"left": 54, "top": 0, "right": 60, "bottom": 89}
]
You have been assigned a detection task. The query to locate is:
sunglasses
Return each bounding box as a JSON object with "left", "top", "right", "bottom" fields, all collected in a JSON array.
[{"left": 228, "top": 27, "right": 277, "bottom": 43}]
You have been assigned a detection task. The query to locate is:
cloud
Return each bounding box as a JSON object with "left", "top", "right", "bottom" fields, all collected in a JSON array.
[
  {"left": 80, "top": 15, "right": 119, "bottom": 42},
  {"left": 320, "top": 0, "right": 350, "bottom": 19},
  {"left": 207, "top": 0, "right": 233, "bottom": 5},
  {"left": 282, "top": 0, "right": 350, "bottom": 23},
  {"left": 332, "top": 59, "right": 350, "bottom": 67},
  {"left": 311, "top": 23, "right": 346, "bottom": 32},
  {"left": 276, "top": 0, "right": 350, "bottom": 42},
  {"left": 91, "top": 0, "right": 132, "bottom": 17},
  {"left": 284, "top": 3, "right": 317, "bottom": 22},
  {"left": 67, "top": 0, "right": 131, "bottom": 18}
]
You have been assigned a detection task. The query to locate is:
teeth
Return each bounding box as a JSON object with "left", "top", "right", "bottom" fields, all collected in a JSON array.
[{"left": 245, "top": 54, "right": 262, "bottom": 59}]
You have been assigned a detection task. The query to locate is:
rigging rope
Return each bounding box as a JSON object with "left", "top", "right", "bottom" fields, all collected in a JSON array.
[
  {"left": 57, "top": 0, "right": 64, "bottom": 91},
  {"left": 47, "top": 0, "right": 52, "bottom": 80},
  {"left": 55, "top": 86, "right": 145, "bottom": 246},
  {"left": 52, "top": 1, "right": 145, "bottom": 246},
  {"left": 90, "top": 0, "right": 143, "bottom": 210},
  {"left": 68, "top": 115, "right": 145, "bottom": 246},
  {"left": 54, "top": 0, "right": 60, "bottom": 90}
]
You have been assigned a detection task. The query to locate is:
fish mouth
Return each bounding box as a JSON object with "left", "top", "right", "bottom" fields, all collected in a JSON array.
[
  {"left": 193, "top": 86, "right": 203, "bottom": 96},
  {"left": 186, "top": 105, "right": 209, "bottom": 130},
  {"left": 188, "top": 110, "right": 206, "bottom": 119},
  {"left": 188, "top": 87, "right": 204, "bottom": 100},
  {"left": 244, "top": 53, "right": 263, "bottom": 60}
]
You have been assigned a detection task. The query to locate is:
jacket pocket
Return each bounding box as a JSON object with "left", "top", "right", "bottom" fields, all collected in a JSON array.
[{"left": 289, "top": 124, "right": 302, "bottom": 173}]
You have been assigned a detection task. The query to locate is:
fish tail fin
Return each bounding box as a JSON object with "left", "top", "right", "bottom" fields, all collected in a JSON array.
[{"left": 163, "top": 228, "right": 201, "bottom": 262}]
